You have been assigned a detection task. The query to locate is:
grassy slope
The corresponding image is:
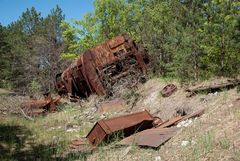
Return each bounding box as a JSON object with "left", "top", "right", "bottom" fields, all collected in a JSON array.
[{"left": 0, "top": 78, "right": 239, "bottom": 161}]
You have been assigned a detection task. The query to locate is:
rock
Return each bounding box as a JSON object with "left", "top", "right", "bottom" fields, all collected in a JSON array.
[
  {"left": 181, "top": 140, "right": 190, "bottom": 146},
  {"left": 155, "top": 156, "right": 162, "bottom": 161},
  {"left": 66, "top": 128, "right": 77, "bottom": 132},
  {"left": 200, "top": 97, "right": 207, "bottom": 103},
  {"left": 191, "top": 140, "right": 197, "bottom": 145},
  {"left": 177, "top": 119, "right": 193, "bottom": 127}
]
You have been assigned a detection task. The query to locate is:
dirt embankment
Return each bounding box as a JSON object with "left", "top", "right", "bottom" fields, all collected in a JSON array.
[
  {"left": 0, "top": 78, "right": 239, "bottom": 161},
  {"left": 86, "top": 78, "right": 240, "bottom": 161}
]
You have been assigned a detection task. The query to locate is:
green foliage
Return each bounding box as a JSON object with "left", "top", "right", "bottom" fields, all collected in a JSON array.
[
  {"left": 0, "top": 24, "right": 12, "bottom": 88},
  {"left": 60, "top": 0, "right": 146, "bottom": 60},
  {"left": 60, "top": 21, "right": 79, "bottom": 59},
  {"left": 29, "top": 79, "right": 42, "bottom": 94},
  {"left": 61, "top": 0, "right": 240, "bottom": 82},
  {"left": 200, "top": 0, "right": 240, "bottom": 77},
  {"left": 1, "top": 0, "right": 239, "bottom": 92},
  {"left": 0, "top": 6, "right": 66, "bottom": 92}
]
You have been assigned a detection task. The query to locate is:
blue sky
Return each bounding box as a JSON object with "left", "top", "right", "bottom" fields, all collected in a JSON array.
[{"left": 0, "top": 0, "right": 94, "bottom": 26}]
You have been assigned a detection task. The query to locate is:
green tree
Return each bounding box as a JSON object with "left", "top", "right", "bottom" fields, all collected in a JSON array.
[
  {"left": 32, "top": 5, "right": 66, "bottom": 91},
  {"left": 201, "top": 0, "right": 240, "bottom": 77},
  {"left": 0, "top": 24, "right": 11, "bottom": 88},
  {"left": 2, "top": 6, "right": 66, "bottom": 92}
]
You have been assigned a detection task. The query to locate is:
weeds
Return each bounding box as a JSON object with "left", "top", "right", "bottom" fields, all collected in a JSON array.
[
  {"left": 218, "top": 137, "right": 230, "bottom": 150},
  {"left": 186, "top": 131, "right": 216, "bottom": 161}
]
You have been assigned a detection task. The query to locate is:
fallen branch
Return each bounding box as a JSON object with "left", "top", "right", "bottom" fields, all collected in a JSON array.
[{"left": 20, "top": 108, "right": 34, "bottom": 121}]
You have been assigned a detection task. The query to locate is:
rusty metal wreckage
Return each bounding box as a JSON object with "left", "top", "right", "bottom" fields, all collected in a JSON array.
[
  {"left": 20, "top": 34, "right": 208, "bottom": 150},
  {"left": 70, "top": 109, "right": 205, "bottom": 150},
  {"left": 55, "top": 34, "right": 149, "bottom": 100},
  {"left": 20, "top": 34, "right": 149, "bottom": 116}
]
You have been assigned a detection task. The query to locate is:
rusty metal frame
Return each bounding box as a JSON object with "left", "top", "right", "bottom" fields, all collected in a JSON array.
[{"left": 55, "top": 34, "right": 149, "bottom": 99}]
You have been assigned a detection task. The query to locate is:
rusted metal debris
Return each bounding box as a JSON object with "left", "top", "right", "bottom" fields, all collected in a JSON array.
[
  {"left": 117, "top": 109, "right": 205, "bottom": 148},
  {"left": 69, "top": 138, "right": 95, "bottom": 152},
  {"left": 98, "top": 98, "right": 127, "bottom": 113},
  {"left": 70, "top": 109, "right": 204, "bottom": 150},
  {"left": 155, "top": 109, "right": 205, "bottom": 128},
  {"left": 161, "top": 84, "right": 177, "bottom": 97},
  {"left": 20, "top": 94, "right": 62, "bottom": 116},
  {"left": 55, "top": 34, "right": 149, "bottom": 100},
  {"left": 186, "top": 79, "right": 240, "bottom": 97},
  {"left": 156, "top": 115, "right": 184, "bottom": 128},
  {"left": 117, "top": 127, "right": 179, "bottom": 148},
  {"left": 86, "top": 110, "right": 154, "bottom": 146},
  {"left": 181, "top": 109, "right": 204, "bottom": 121}
]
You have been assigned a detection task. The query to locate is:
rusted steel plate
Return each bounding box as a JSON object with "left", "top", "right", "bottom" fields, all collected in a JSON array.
[
  {"left": 55, "top": 34, "right": 149, "bottom": 99},
  {"left": 117, "top": 127, "right": 179, "bottom": 148},
  {"left": 161, "top": 84, "right": 177, "bottom": 97},
  {"left": 155, "top": 109, "right": 204, "bottom": 128},
  {"left": 98, "top": 98, "right": 127, "bottom": 113},
  {"left": 180, "top": 109, "right": 204, "bottom": 122},
  {"left": 108, "top": 35, "right": 126, "bottom": 49},
  {"left": 86, "top": 110, "right": 154, "bottom": 146},
  {"left": 156, "top": 115, "right": 183, "bottom": 128}
]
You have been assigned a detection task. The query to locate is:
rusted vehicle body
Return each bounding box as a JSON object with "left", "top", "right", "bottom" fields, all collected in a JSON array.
[{"left": 55, "top": 34, "right": 149, "bottom": 99}]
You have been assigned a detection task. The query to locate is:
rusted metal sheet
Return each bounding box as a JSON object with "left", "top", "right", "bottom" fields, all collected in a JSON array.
[
  {"left": 117, "top": 127, "right": 179, "bottom": 148},
  {"left": 86, "top": 110, "right": 154, "bottom": 146},
  {"left": 161, "top": 84, "right": 177, "bottom": 97},
  {"left": 55, "top": 34, "right": 149, "bottom": 100},
  {"left": 116, "top": 110, "right": 204, "bottom": 148},
  {"left": 98, "top": 98, "right": 126, "bottom": 113},
  {"left": 20, "top": 95, "right": 62, "bottom": 116},
  {"left": 69, "top": 109, "right": 205, "bottom": 149},
  {"left": 180, "top": 109, "right": 204, "bottom": 121},
  {"left": 155, "top": 109, "right": 204, "bottom": 128},
  {"left": 69, "top": 138, "right": 95, "bottom": 152},
  {"left": 156, "top": 116, "right": 184, "bottom": 128}
]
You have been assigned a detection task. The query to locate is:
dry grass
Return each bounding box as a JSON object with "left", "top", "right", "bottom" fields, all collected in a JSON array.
[{"left": 0, "top": 78, "right": 239, "bottom": 160}]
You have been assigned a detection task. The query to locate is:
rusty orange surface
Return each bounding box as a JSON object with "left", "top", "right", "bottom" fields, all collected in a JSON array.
[
  {"left": 86, "top": 110, "right": 154, "bottom": 146},
  {"left": 117, "top": 127, "right": 179, "bottom": 148},
  {"left": 20, "top": 95, "right": 62, "bottom": 116},
  {"left": 98, "top": 98, "right": 127, "bottom": 113},
  {"left": 55, "top": 34, "right": 149, "bottom": 99}
]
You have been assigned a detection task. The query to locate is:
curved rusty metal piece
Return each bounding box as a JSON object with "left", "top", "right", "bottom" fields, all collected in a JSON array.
[{"left": 161, "top": 84, "right": 177, "bottom": 97}]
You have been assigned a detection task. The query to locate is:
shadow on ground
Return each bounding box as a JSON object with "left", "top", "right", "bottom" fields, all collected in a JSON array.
[{"left": 0, "top": 125, "right": 90, "bottom": 161}]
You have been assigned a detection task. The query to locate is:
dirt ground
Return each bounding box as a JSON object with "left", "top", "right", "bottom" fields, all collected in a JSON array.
[{"left": 0, "top": 78, "right": 239, "bottom": 160}]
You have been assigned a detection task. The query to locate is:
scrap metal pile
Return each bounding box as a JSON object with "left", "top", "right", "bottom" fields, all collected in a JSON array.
[
  {"left": 20, "top": 93, "right": 62, "bottom": 117},
  {"left": 20, "top": 34, "right": 149, "bottom": 116},
  {"left": 70, "top": 109, "right": 204, "bottom": 150},
  {"left": 54, "top": 34, "right": 149, "bottom": 100}
]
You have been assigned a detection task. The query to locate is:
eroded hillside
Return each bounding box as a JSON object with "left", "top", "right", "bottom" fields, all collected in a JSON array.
[{"left": 0, "top": 78, "right": 239, "bottom": 161}]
